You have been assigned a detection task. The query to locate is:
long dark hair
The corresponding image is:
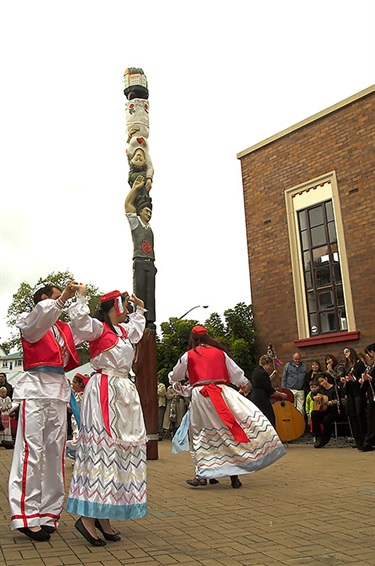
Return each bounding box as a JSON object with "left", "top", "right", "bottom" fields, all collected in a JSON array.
[
  {"left": 325, "top": 353, "right": 339, "bottom": 367},
  {"left": 187, "top": 332, "right": 228, "bottom": 354},
  {"left": 344, "top": 347, "right": 359, "bottom": 372},
  {"left": 93, "top": 293, "right": 127, "bottom": 334}
]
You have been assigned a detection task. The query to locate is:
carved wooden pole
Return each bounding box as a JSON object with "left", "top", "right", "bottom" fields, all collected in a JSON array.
[{"left": 123, "top": 68, "right": 158, "bottom": 459}]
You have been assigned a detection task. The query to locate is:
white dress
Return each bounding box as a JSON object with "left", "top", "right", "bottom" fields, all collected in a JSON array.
[
  {"left": 66, "top": 299, "right": 147, "bottom": 520},
  {"left": 169, "top": 349, "right": 286, "bottom": 479}
]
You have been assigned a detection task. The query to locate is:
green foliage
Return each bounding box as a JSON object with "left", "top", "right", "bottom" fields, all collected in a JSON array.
[
  {"left": 156, "top": 303, "right": 256, "bottom": 380},
  {"left": 1, "top": 270, "right": 102, "bottom": 356}
]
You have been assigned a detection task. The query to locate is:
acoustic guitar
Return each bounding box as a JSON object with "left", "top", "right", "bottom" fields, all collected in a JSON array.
[
  {"left": 271, "top": 388, "right": 306, "bottom": 442},
  {"left": 313, "top": 393, "right": 329, "bottom": 412}
]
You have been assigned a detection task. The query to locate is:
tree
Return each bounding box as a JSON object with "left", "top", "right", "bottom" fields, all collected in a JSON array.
[
  {"left": 156, "top": 303, "right": 257, "bottom": 382},
  {"left": 1, "top": 270, "right": 102, "bottom": 360}
]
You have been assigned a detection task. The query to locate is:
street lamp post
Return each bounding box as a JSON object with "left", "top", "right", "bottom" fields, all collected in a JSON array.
[{"left": 178, "top": 305, "right": 209, "bottom": 320}]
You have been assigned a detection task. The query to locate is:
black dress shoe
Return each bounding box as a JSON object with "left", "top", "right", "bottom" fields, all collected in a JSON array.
[
  {"left": 17, "top": 527, "right": 50, "bottom": 541},
  {"left": 95, "top": 519, "right": 121, "bottom": 542},
  {"left": 74, "top": 518, "right": 106, "bottom": 546},
  {"left": 209, "top": 478, "right": 219, "bottom": 484},
  {"left": 230, "top": 477, "right": 242, "bottom": 489},
  {"left": 41, "top": 525, "right": 56, "bottom": 534},
  {"left": 359, "top": 445, "right": 373, "bottom": 452}
]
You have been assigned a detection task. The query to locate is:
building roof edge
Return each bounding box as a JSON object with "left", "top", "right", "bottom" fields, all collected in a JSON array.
[{"left": 236, "top": 84, "right": 375, "bottom": 159}]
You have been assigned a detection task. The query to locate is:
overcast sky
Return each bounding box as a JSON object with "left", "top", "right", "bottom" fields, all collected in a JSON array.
[{"left": 0, "top": 1, "right": 374, "bottom": 345}]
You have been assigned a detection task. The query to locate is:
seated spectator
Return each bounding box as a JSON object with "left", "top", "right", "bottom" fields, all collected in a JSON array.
[
  {"left": 311, "top": 373, "right": 340, "bottom": 448},
  {"left": 0, "top": 386, "right": 14, "bottom": 448},
  {"left": 0, "top": 373, "right": 13, "bottom": 400}
]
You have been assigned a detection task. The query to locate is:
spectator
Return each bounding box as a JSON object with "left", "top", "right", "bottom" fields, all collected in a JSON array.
[
  {"left": 66, "top": 373, "right": 88, "bottom": 458},
  {"left": 303, "top": 359, "right": 322, "bottom": 395},
  {"left": 0, "top": 386, "right": 13, "bottom": 448},
  {"left": 341, "top": 347, "right": 366, "bottom": 450},
  {"left": 163, "top": 385, "right": 187, "bottom": 438},
  {"left": 305, "top": 379, "right": 320, "bottom": 429},
  {"left": 0, "top": 373, "right": 13, "bottom": 400},
  {"left": 281, "top": 353, "right": 307, "bottom": 415},
  {"left": 157, "top": 378, "right": 167, "bottom": 440}
]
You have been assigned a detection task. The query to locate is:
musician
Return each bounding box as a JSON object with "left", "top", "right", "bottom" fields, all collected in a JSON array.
[
  {"left": 311, "top": 373, "right": 340, "bottom": 448},
  {"left": 341, "top": 347, "right": 366, "bottom": 450},
  {"left": 250, "top": 355, "right": 288, "bottom": 428},
  {"left": 359, "top": 343, "right": 375, "bottom": 452}
]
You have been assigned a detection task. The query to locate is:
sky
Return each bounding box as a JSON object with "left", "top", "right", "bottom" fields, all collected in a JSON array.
[{"left": 0, "top": 1, "right": 374, "bottom": 346}]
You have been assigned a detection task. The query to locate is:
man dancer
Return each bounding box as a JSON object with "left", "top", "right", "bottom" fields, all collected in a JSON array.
[{"left": 9, "top": 280, "right": 80, "bottom": 541}]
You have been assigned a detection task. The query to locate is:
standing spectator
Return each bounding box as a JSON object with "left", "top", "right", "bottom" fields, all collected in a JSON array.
[
  {"left": 163, "top": 385, "right": 186, "bottom": 438},
  {"left": 8, "top": 281, "right": 80, "bottom": 541},
  {"left": 249, "top": 355, "right": 288, "bottom": 428},
  {"left": 157, "top": 378, "right": 167, "bottom": 440},
  {"left": 341, "top": 347, "right": 366, "bottom": 450},
  {"left": 0, "top": 373, "right": 13, "bottom": 400},
  {"left": 359, "top": 343, "right": 375, "bottom": 452},
  {"left": 281, "top": 353, "right": 308, "bottom": 415},
  {"left": 0, "top": 386, "right": 13, "bottom": 447},
  {"left": 168, "top": 326, "right": 286, "bottom": 489},
  {"left": 66, "top": 373, "right": 88, "bottom": 458},
  {"left": 303, "top": 360, "right": 322, "bottom": 395}
]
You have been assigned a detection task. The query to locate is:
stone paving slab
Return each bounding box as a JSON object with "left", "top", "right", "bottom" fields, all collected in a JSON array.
[{"left": 0, "top": 439, "right": 374, "bottom": 565}]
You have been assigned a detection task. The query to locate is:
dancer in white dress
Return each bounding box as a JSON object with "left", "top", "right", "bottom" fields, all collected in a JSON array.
[
  {"left": 66, "top": 285, "right": 147, "bottom": 547},
  {"left": 169, "top": 326, "right": 286, "bottom": 488}
]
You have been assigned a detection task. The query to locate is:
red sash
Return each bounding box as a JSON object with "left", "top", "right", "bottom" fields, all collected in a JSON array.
[{"left": 200, "top": 383, "right": 249, "bottom": 443}]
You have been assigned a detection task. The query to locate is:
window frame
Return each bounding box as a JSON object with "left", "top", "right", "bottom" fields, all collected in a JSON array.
[{"left": 284, "top": 171, "right": 355, "bottom": 340}]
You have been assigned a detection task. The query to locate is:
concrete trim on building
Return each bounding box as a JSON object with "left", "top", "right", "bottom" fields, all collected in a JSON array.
[{"left": 236, "top": 85, "right": 375, "bottom": 159}]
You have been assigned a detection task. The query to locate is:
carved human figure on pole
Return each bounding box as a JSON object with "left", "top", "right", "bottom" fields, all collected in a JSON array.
[{"left": 125, "top": 176, "right": 156, "bottom": 330}]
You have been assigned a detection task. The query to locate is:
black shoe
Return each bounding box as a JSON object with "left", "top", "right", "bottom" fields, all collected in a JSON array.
[
  {"left": 94, "top": 519, "right": 121, "bottom": 542},
  {"left": 230, "top": 478, "right": 242, "bottom": 489},
  {"left": 41, "top": 525, "right": 56, "bottom": 534},
  {"left": 209, "top": 478, "right": 219, "bottom": 484},
  {"left": 186, "top": 477, "right": 207, "bottom": 487},
  {"left": 74, "top": 518, "right": 106, "bottom": 546},
  {"left": 314, "top": 438, "right": 324, "bottom": 448},
  {"left": 359, "top": 445, "right": 373, "bottom": 452},
  {"left": 17, "top": 527, "right": 50, "bottom": 541}
]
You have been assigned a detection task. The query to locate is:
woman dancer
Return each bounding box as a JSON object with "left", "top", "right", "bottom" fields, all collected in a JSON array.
[
  {"left": 168, "top": 326, "right": 286, "bottom": 489},
  {"left": 66, "top": 285, "right": 147, "bottom": 546}
]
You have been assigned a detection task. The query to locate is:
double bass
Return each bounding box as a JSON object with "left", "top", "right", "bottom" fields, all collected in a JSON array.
[{"left": 270, "top": 388, "right": 306, "bottom": 442}]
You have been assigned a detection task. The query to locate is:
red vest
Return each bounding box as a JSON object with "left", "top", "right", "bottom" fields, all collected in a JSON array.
[
  {"left": 89, "top": 323, "right": 128, "bottom": 359},
  {"left": 187, "top": 346, "right": 230, "bottom": 386},
  {"left": 22, "top": 320, "right": 80, "bottom": 372}
]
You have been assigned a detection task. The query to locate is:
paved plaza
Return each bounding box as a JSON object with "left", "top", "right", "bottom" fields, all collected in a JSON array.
[{"left": 0, "top": 438, "right": 374, "bottom": 566}]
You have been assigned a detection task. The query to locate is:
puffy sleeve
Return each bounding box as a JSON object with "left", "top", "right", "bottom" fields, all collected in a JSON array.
[
  {"left": 225, "top": 353, "right": 249, "bottom": 387},
  {"left": 122, "top": 307, "right": 146, "bottom": 344},
  {"left": 68, "top": 295, "right": 103, "bottom": 341},
  {"left": 17, "top": 299, "right": 63, "bottom": 343},
  {"left": 168, "top": 353, "right": 188, "bottom": 383}
]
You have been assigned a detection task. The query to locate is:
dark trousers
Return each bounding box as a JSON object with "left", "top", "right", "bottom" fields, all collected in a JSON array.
[
  {"left": 364, "top": 399, "right": 375, "bottom": 447},
  {"left": 133, "top": 259, "right": 157, "bottom": 327},
  {"left": 311, "top": 408, "right": 338, "bottom": 440},
  {"left": 346, "top": 390, "right": 367, "bottom": 446}
]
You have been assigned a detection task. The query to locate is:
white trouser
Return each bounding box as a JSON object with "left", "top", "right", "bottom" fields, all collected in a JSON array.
[
  {"left": 9, "top": 398, "right": 67, "bottom": 530},
  {"left": 290, "top": 389, "right": 305, "bottom": 415}
]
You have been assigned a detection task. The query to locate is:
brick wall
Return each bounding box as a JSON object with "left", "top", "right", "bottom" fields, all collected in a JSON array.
[{"left": 239, "top": 91, "right": 375, "bottom": 369}]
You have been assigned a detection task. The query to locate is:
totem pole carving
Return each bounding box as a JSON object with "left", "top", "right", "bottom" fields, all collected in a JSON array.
[{"left": 124, "top": 68, "right": 156, "bottom": 329}]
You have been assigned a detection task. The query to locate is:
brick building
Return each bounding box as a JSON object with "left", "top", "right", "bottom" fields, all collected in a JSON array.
[{"left": 237, "top": 85, "right": 374, "bottom": 368}]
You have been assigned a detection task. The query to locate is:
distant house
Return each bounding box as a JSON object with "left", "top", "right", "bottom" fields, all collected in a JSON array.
[
  {"left": 237, "top": 85, "right": 374, "bottom": 364},
  {"left": 0, "top": 351, "right": 24, "bottom": 386}
]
